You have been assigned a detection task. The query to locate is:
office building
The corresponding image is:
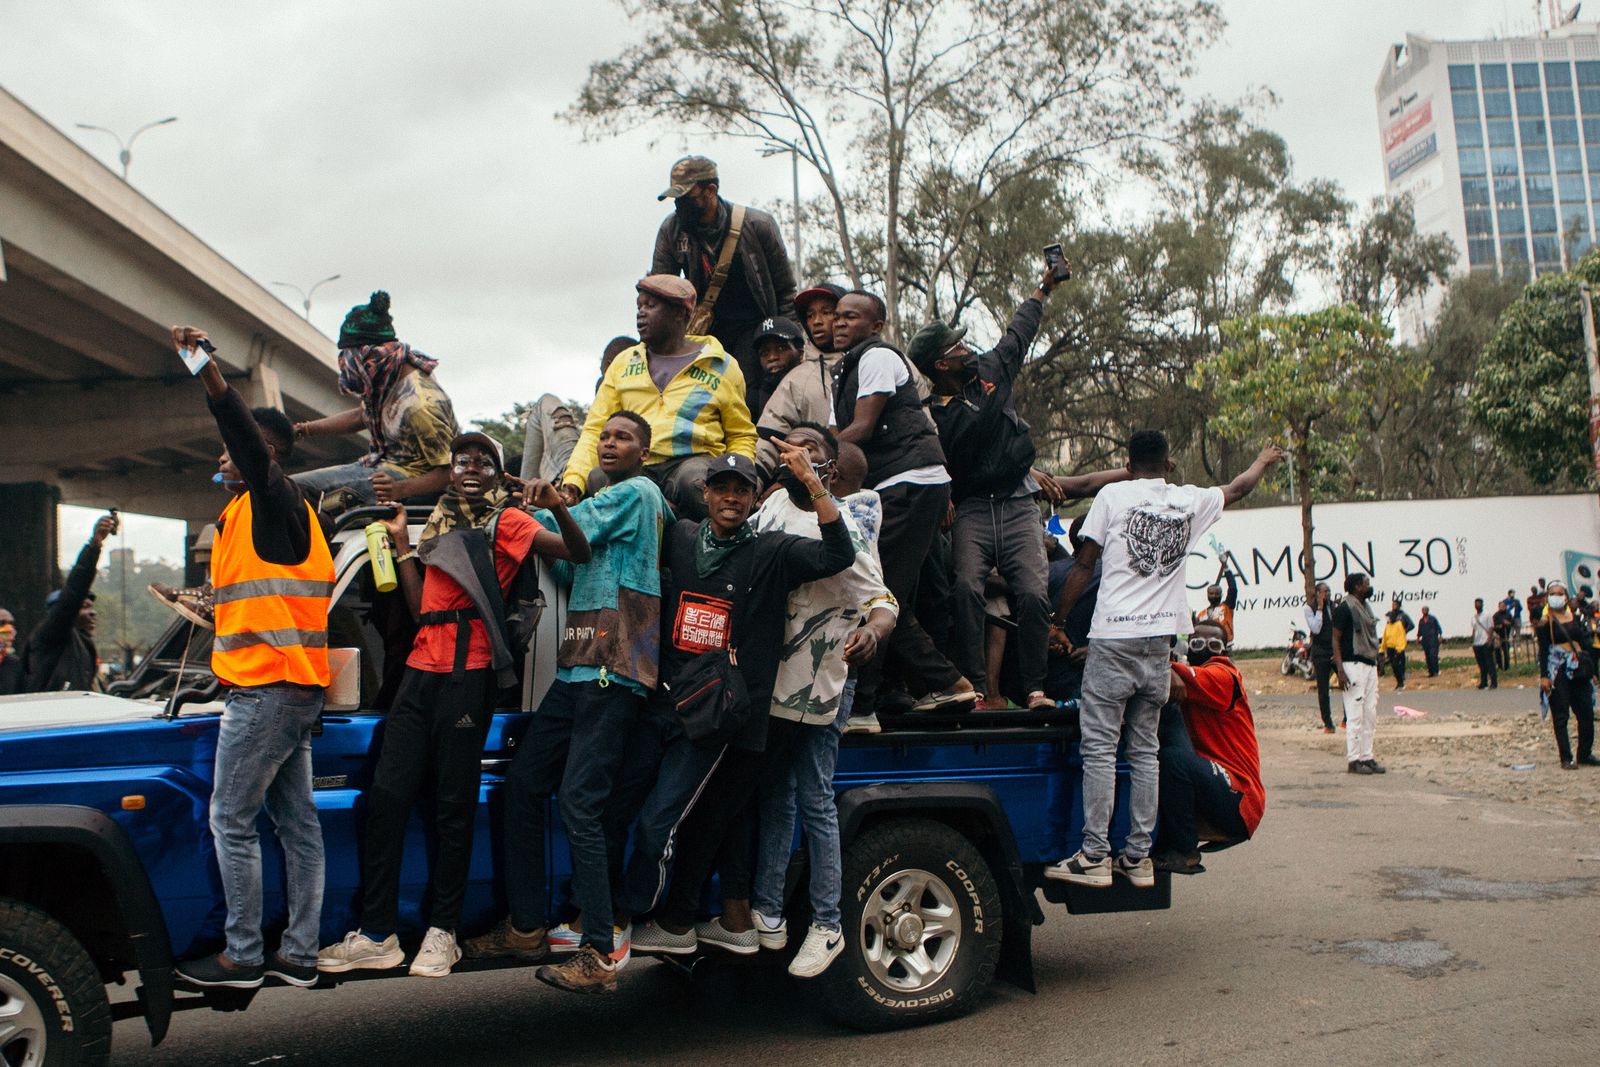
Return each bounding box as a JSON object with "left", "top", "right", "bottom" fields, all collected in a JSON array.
[{"left": 1377, "top": 21, "right": 1600, "bottom": 279}]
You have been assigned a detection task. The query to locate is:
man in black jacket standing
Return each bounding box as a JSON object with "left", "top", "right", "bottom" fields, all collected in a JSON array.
[
  {"left": 651, "top": 155, "right": 798, "bottom": 404},
  {"left": 911, "top": 265, "right": 1070, "bottom": 712},
  {"left": 22, "top": 513, "right": 116, "bottom": 692},
  {"left": 833, "top": 291, "right": 975, "bottom": 719}
]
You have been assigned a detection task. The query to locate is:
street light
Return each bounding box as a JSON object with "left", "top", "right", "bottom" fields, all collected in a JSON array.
[
  {"left": 760, "top": 144, "right": 803, "bottom": 272},
  {"left": 74, "top": 116, "right": 178, "bottom": 180},
  {"left": 271, "top": 275, "right": 342, "bottom": 320}
]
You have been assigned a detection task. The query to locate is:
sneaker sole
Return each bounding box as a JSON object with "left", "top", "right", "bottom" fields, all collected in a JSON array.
[
  {"left": 1115, "top": 870, "right": 1156, "bottom": 889},
  {"left": 757, "top": 931, "right": 789, "bottom": 951},
  {"left": 788, "top": 938, "right": 844, "bottom": 978},
  {"left": 632, "top": 938, "right": 699, "bottom": 956},
  {"left": 263, "top": 968, "right": 318, "bottom": 988},
  {"left": 176, "top": 972, "right": 263, "bottom": 989},
  {"left": 409, "top": 950, "right": 462, "bottom": 978},
  {"left": 534, "top": 968, "right": 616, "bottom": 994},
  {"left": 912, "top": 690, "right": 979, "bottom": 713},
  {"left": 697, "top": 934, "right": 759, "bottom": 956},
  {"left": 316, "top": 949, "right": 406, "bottom": 973}
]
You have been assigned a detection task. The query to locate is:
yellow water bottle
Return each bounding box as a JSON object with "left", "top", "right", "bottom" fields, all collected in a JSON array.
[{"left": 365, "top": 521, "right": 398, "bottom": 593}]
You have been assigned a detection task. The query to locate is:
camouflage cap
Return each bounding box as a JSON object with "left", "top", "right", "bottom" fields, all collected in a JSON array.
[{"left": 658, "top": 155, "right": 719, "bottom": 200}]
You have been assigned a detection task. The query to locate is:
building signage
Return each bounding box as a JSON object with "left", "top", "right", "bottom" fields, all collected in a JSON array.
[
  {"left": 1384, "top": 99, "right": 1434, "bottom": 152},
  {"left": 1176, "top": 494, "right": 1600, "bottom": 648},
  {"left": 1387, "top": 132, "right": 1439, "bottom": 180}
]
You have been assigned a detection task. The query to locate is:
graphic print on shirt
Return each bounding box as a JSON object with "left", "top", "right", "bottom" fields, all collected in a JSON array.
[
  {"left": 1123, "top": 506, "right": 1191, "bottom": 577},
  {"left": 673, "top": 591, "right": 733, "bottom": 653}
]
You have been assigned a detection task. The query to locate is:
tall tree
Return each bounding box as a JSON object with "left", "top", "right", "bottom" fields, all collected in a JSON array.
[
  {"left": 565, "top": 0, "right": 1221, "bottom": 338},
  {"left": 1336, "top": 193, "right": 1457, "bottom": 325},
  {"left": 1196, "top": 305, "right": 1423, "bottom": 600},
  {"left": 1470, "top": 252, "right": 1600, "bottom": 487}
]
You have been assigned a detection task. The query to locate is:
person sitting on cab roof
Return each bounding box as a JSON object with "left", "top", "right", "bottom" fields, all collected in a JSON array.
[{"left": 1155, "top": 621, "right": 1265, "bottom": 875}]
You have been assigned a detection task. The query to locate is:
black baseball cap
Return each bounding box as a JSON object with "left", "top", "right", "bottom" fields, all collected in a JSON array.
[
  {"left": 754, "top": 316, "right": 805, "bottom": 349},
  {"left": 704, "top": 453, "right": 761, "bottom": 489}
]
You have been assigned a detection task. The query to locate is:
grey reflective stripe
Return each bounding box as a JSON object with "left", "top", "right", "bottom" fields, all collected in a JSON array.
[
  {"left": 214, "top": 628, "right": 330, "bottom": 652},
  {"left": 214, "top": 578, "right": 335, "bottom": 604}
]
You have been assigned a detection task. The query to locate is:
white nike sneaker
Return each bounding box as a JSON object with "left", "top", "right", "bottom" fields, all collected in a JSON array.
[
  {"left": 787, "top": 923, "right": 845, "bottom": 978},
  {"left": 752, "top": 909, "right": 788, "bottom": 950},
  {"left": 409, "top": 927, "right": 462, "bottom": 978}
]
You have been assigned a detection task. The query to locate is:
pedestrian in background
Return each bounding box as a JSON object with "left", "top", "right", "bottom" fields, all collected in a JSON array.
[
  {"left": 1332, "top": 572, "right": 1385, "bottom": 775},
  {"left": 1380, "top": 599, "right": 1412, "bottom": 692},
  {"left": 1416, "top": 605, "right": 1442, "bottom": 678},
  {"left": 1305, "top": 583, "right": 1336, "bottom": 732},
  {"left": 1535, "top": 580, "right": 1598, "bottom": 770},
  {"left": 1471, "top": 598, "right": 1499, "bottom": 690}
]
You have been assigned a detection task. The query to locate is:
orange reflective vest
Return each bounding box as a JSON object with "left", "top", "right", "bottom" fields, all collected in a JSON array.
[{"left": 210, "top": 492, "right": 335, "bottom": 688}]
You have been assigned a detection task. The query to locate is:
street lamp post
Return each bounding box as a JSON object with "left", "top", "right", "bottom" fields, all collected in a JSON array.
[
  {"left": 270, "top": 275, "right": 342, "bottom": 320},
  {"left": 74, "top": 117, "right": 178, "bottom": 180},
  {"left": 760, "top": 144, "right": 803, "bottom": 273}
]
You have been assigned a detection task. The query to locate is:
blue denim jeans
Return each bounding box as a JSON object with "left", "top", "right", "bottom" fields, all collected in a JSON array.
[
  {"left": 293, "top": 462, "right": 383, "bottom": 507},
  {"left": 504, "top": 679, "right": 643, "bottom": 952},
  {"left": 752, "top": 680, "right": 852, "bottom": 931},
  {"left": 209, "top": 683, "right": 326, "bottom": 966},
  {"left": 1078, "top": 637, "right": 1167, "bottom": 861}
]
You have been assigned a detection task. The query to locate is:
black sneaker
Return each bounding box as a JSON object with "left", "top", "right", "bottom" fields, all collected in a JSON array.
[
  {"left": 1362, "top": 759, "right": 1387, "bottom": 775},
  {"left": 176, "top": 952, "right": 264, "bottom": 989},
  {"left": 1577, "top": 755, "right": 1600, "bottom": 767},
  {"left": 264, "top": 953, "right": 318, "bottom": 987},
  {"left": 1348, "top": 761, "right": 1374, "bottom": 775}
]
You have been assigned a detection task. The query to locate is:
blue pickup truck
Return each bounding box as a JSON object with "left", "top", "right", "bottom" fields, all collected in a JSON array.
[{"left": 0, "top": 508, "right": 1164, "bottom": 1066}]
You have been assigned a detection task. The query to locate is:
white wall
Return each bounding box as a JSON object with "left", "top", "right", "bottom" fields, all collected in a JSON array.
[{"left": 1184, "top": 494, "right": 1600, "bottom": 648}]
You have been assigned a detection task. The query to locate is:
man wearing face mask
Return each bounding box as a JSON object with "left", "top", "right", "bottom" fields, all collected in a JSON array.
[
  {"left": 910, "top": 264, "right": 1080, "bottom": 712},
  {"left": 651, "top": 155, "right": 798, "bottom": 405},
  {"left": 1153, "top": 622, "right": 1263, "bottom": 875}
]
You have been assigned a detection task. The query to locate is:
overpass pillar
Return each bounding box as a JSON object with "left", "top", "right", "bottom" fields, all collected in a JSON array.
[{"left": 0, "top": 482, "right": 60, "bottom": 640}]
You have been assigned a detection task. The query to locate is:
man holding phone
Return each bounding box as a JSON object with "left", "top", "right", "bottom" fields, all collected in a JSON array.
[{"left": 909, "top": 257, "right": 1082, "bottom": 712}]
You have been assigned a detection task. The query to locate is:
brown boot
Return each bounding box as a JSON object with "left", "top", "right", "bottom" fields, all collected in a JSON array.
[
  {"left": 462, "top": 917, "right": 546, "bottom": 960},
  {"left": 535, "top": 945, "right": 616, "bottom": 994}
]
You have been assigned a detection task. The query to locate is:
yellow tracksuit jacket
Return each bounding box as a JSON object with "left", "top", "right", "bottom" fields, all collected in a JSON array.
[{"left": 562, "top": 335, "right": 758, "bottom": 492}]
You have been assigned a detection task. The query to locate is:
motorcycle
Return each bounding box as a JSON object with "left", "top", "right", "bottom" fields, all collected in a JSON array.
[{"left": 1280, "top": 624, "right": 1315, "bottom": 680}]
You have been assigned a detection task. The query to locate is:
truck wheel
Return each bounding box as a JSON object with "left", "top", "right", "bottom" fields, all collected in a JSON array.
[
  {"left": 0, "top": 899, "right": 112, "bottom": 1067},
  {"left": 814, "top": 818, "right": 1002, "bottom": 1031}
]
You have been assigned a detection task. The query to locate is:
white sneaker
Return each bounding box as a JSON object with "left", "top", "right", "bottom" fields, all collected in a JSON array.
[
  {"left": 629, "top": 920, "right": 699, "bottom": 956},
  {"left": 1043, "top": 850, "right": 1112, "bottom": 888},
  {"left": 409, "top": 927, "right": 461, "bottom": 978},
  {"left": 546, "top": 922, "right": 582, "bottom": 955},
  {"left": 752, "top": 909, "right": 788, "bottom": 950},
  {"left": 844, "top": 712, "right": 882, "bottom": 735},
  {"left": 1113, "top": 853, "right": 1155, "bottom": 889},
  {"left": 694, "top": 916, "right": 759, "bottom": 955},
  {"left": 788, "top": 923, "right": 845, "bottom": 978},
  {"left": 317, "top": 931, "right": 404, "bottom": 973}
]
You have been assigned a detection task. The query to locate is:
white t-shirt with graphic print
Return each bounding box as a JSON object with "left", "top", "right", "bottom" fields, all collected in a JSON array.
[{"left": 1080, "top": 478, "right": 1226, "bottom": 639}]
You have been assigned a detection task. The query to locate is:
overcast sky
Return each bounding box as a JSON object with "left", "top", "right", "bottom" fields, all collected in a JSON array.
[{"left": 2, "top": 0, "right": 1540, "bottom": 563}]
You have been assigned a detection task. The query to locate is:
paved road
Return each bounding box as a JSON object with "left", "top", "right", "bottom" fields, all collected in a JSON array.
[{"left": 108, "top": 728, "right": 1598, "bottom": 1066}]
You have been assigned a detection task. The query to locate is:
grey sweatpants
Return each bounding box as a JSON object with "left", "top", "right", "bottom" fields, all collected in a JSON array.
[{"left": 1079, "top": 636, "right": 1169, "bottom": 860}]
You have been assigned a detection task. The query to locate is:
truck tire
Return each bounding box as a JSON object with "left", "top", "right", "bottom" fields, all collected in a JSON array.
[
  {"left": 814, "top": 818, "right": 1002, "bottom": 1031},
  {"left": 0, "top": 898, "right": 112, "bottom": 1067}
]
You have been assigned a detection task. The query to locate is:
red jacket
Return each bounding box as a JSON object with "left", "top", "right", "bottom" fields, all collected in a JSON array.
[{"left": 1172, "top": 657, "right": 1264, "bottom": 836}]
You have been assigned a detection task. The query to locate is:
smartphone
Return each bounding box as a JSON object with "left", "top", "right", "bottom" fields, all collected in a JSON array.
[
  {"left": 179, "top": 342, "right": 211, "bottom": 376},
  {"left": 1043, "top": 242, "right": 1071, "bottom": 283}
]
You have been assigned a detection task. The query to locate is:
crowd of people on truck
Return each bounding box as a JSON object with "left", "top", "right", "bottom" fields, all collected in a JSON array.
[{"left": 50, "top": 149, "right": 1583, "bottom": 996}]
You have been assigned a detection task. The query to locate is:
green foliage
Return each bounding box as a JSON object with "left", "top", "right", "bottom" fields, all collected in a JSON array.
[
  {"left": 1470, "top": 252, "right": 1600, "bottom": 487},
  {"left": 472, "top": 399, "right": 592, "bottom": 472},
  {"left": 92, "top": 550, "right": 187, "bottom": 666},
  {"left": 1336, "top": 194, "right": 1457, "bottom": 323}
]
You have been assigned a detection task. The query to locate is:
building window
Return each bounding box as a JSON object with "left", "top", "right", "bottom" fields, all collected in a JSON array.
[
  {"left": 1452, "top": 89, "right": 1481, "bottom": 119},
  {"left": 1489, "top": 122, "right": 1517, "bottom": 150},
  {"left": 1523, "top": 147, "right": 1552, "bottom": 174},
  {"left": 1556, "top": 145, "right": 1585, "bottom": 172},
  {"left": 1499, "top": 207, "right": 1528, "bottom": 234},
  {"left": 1527, "top": 174, "right": 1555, "bottom": 203},
  {"left": 1552, "top": 118, "right": 1580, "bottom": 144},
  {"left": 1588, "top": 172, "right": 1600, "bottom": 198},
  {"left": 1520, "top": 117, "right": 1549, "bottom": 143},
  {"left": 1462, "top": 176, "right": 1491, "bottom": 205},
  {"left": 1560, "top": 173, "right": 1587, "bottom": 202},
  {"left": 1465, "top": 207, "right": 1494, "bottom": 237},
  {"left": 1513, "top": 62, "right": 1541, "bottom": 87},
  {"left": 1530, "top": 206, "right": 1559, "bottom": 233},
  {"left": 1467, "top": 237, "right": 1497, "bottom": 267},
  {"left": 1580, "top": 87, "right": 1600, "bottom": 113},
  {"left": 1450, "top": 64, "right": 1478, "bottom": 89},
  {"left": 1502, "top": 236, "right": 1530, "bottom": 261},
  {"left": 1588, "top": 144, "right": 1600, "bottom": 170},
  {"left": 1516, "top": 89, "right": 1545, "bottom": 115},
  {"left": 1533, "top": 235, "right": 1562, "bottom": 262},
  {"left": 1459, "top": 148, "right": 1488, "bottom": 176},
  {"left": 1481, "top": 63, "right": 1511, "bottom": 88},
  {"left": 1584, "top": 118, "right": 1600, "bottom": 142},
  {"left": 1455, "top": 120, "right": 1485, "bottom": 149},
  {"left": 1546, "top": 61, "right": 1574, "bottom": 87},
  {"left": 1577, "top": 60, "right": 1600, "bottom": 84},
  {"left": 1549, "top": 88, "right": 1577, "bottom": 116},
  {"left": 1484, "top": 90, "right": 1513, "bottom": 117},
  {"left": 1561, "top": 202, "right": 1590, "bottom": 236}
]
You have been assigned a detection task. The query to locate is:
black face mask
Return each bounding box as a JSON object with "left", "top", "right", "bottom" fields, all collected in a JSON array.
[
  {"left": 675, "top": 196, "right": 703, "bottom": 228},
  {"left": 775, "top": 466, "right": 813, "bottom": 508}
]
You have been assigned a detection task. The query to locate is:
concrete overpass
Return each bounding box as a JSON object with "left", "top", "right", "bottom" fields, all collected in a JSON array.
[{"left": 0, "top": 85, "right": 363, "bottom": 635}]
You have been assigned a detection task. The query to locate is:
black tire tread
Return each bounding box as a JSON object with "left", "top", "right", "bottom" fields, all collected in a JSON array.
[
  {"left": 0, "top": 896, "right": 113, "bottom": 1066},
  {"left": 816, "top": 817, "right": 1003, "bottom": 1032}
]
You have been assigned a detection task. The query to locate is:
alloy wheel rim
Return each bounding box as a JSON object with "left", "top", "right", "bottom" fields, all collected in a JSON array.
[
  {"left": 0, "top": 971, "right": 47, "bottom": 1067},
  {"left": 858, "top": 866, "right": 961, "bottom": 993}
]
